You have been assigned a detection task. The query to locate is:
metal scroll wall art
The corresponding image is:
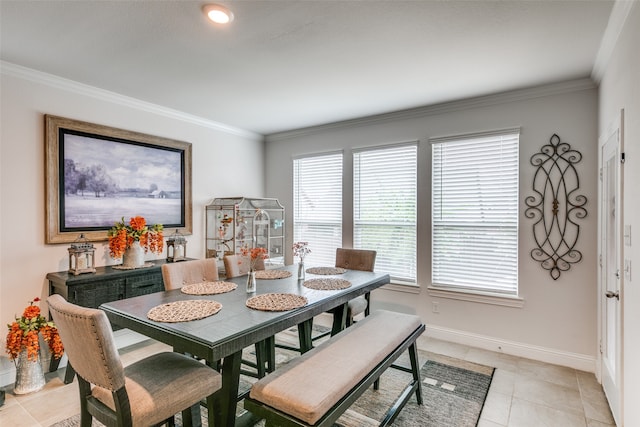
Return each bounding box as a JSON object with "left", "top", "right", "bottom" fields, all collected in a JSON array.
[{"left": 525, "top": 134, "right": 587, "bottom": 280}]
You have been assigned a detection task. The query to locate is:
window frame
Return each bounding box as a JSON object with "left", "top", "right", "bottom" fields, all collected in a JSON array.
[
  {"left": 292, "top": 151, "right": 344, "bottom": 267},
  {"left": 429, "top": 128, "right": 522, "bottom": 303},
  {"left": 353, "top": 142, "right": 418, "bottom": 285}
]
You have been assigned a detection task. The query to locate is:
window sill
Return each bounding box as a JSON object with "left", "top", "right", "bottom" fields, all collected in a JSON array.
[
  {"left": 427, "top": 286, "right": 524, "bottom": 308},
  {"left": 380, "top": 281, "right": 421, "bottom": 294}
]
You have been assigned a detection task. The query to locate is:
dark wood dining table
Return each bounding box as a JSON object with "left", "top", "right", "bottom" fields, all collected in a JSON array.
[{"left": 100, "top": 264, "right": 390, "bottom": 427}]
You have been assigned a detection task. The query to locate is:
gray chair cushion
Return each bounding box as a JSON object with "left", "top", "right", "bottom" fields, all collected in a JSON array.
[
  {"left": 92, "top": 352, "right": 221, "bottom": 426},
  {"left": 347, "top": 295, "right": 368, "bottom": 318}
]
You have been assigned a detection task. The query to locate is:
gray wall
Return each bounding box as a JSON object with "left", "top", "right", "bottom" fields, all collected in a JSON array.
[
  {"left": 266, "top": 80, "right": 599, "bottom": 370},
  {"left": 0, "top": 65, "right": 265, "bottom": 386}
]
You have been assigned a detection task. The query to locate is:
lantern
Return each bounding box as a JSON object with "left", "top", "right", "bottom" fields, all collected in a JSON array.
[
  {"left": 166, "top": 229, "right": 187, "bottom": 262},
  {"left": 68, "top": 234, "right": 96, "bottom": 275}
]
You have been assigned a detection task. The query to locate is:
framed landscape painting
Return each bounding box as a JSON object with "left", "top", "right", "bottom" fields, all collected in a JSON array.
[{"left": 45, "top": 115, "right": 192, "bottom": 244}]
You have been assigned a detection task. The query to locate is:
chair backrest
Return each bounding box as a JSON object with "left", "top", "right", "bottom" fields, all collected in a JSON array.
[
  {"left": 161, "top": 258, "right": 219, "bottom": 290},
  {"left": 224, "top": 254, "right": 265, "bottom": 278},
  {"left": 47, "top": 294, "right": 125, "bottom": 391},
  {"left": 335, "top": 248, "right": 377, "bottom": 272}
]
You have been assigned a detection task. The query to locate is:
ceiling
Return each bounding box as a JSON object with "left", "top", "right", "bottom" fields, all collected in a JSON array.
[{"left": 0, "top": 1, "right": 615, "bottom": 136}]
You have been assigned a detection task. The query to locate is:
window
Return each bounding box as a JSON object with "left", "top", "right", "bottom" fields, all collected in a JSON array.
[
  {"left": 354, "top": 143, "right": 417, "bottom": 284},
  {"left": 293, "top": 152, "right": 343, "bottom": 266},
  {"left": 431, "top": 129, "right": 519, "bottom": 295}
]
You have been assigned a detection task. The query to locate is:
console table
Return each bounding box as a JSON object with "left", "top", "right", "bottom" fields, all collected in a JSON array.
[
  {"left": 47, "top": 259, "right": 182, "bottom": 382},
  {"left": 47, "top": 260, "right": 173, "bottom": 317}
]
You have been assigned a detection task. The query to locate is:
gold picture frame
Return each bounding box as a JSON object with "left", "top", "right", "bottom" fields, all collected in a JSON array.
[{"left": 45, "top": 115, "right": 192, "bottom": 244}]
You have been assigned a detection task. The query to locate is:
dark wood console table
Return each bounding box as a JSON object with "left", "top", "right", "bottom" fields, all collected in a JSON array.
[{"left": 47, "top": 259, "right": 182, "bottom": 382}]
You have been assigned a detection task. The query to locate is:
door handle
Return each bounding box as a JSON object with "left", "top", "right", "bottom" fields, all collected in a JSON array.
[{"left": 605, "top": 291, "right": 620, "bottom": 300}]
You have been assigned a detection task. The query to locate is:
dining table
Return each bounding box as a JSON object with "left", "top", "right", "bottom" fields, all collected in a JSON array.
[{"left": 100, "top": 263, "right": 390, "bottom": 427}]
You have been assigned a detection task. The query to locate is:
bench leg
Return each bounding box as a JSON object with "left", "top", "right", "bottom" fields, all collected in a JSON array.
[{"left": 409, "top": 343, "right": 423, "bottom": 405}]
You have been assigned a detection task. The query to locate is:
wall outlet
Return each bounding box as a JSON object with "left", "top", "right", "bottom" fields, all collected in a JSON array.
[
  {"left": 624, "top": 259, "right": 631, "bottom": 281},
  {"left": 432, "top": 302, "right": 439, "bottom": 313},
  {"left": 624, "top": 225, "right": 632, "bottom": 246}
]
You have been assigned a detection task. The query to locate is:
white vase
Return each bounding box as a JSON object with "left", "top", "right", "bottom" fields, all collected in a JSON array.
[
  {"left": 246, "top": 270, "right": 257, "bottom": 293},
  {"left": 298, "top": 261, "right": 305, "bottom": 280},
  {"left": 14, "top": 350, "right": 45, "bottom": 395},
  {"left": 122, "top": 241, "right": 145, "bottom": 268}
]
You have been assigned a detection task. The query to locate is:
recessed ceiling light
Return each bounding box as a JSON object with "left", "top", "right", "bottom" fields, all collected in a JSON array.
[{"left": 202, "top": 4, "right": 234, "bottom": 24}]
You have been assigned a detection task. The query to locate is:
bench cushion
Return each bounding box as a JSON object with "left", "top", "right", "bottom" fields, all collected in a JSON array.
[{"left": 249, "top": 310, "right": 422, "bottom": 425}]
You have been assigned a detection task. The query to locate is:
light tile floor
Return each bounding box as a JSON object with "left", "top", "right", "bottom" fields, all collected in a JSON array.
[{"left": 0, "top": 332, "right": 616, "bottom": 427}]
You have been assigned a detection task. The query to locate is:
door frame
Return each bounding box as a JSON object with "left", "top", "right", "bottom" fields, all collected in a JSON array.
[{"left": 597, "top": 108, "right": 624, "bottom": 425}]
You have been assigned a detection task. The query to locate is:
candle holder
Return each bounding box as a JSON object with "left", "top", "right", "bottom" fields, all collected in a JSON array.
[
  {"left": 166, "top": 229, "right": 187, "bottom": 262},
  {"left": 68, "top": 234, "right": 96, "bottom": 275}
]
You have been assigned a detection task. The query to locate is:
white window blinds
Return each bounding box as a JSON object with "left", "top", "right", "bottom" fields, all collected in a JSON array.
[
  {"left": 354, "top": 144, "right": 417, "bottom": 283},
  {"left": 431, "top": 129, "right": 519, "bottom": 294},
  {"left": 293, "top": 152, "right": 343, "bottom": 267}
]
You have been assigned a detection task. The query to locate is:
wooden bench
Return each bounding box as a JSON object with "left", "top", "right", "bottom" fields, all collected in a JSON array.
[{"left": 244, "top": 310, "right": 425, "bottom": 427}]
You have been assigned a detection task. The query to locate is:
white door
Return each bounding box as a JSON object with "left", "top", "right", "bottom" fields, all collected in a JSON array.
[{"left": 599, "top": 111, "right": 623, "bottom": 425}]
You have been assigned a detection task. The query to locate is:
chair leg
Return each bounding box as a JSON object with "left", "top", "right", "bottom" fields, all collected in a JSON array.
[
  {"left": 77, "top": 377, "right": 93, "bottom": 427},
  {"left": 364, "top": 291, "right": 371, "bottom": 317}
]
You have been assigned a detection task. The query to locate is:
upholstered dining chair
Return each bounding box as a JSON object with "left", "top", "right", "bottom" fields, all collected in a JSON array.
[
  {"left": 223, "top": 254, "right": 265, "bottom": 278},
  {"left": 308, "top": 248, "right": 377, "bottom": 344},
  {"left": 335, "top": 248, "right": 377, "bottom": 326},
  {"left": 161, "top": 257, "right": 219, "bottom": 290},
  {"left": 47, "top": 294, "right": 221, "bottom": 427},
  {"left": 277, "top": 248, "right": 378, "bottom": 354},
  {"left": 222, "top": 254, "right": 274, "bottom": 378},
  {"left": 162, "top": 257, "right": 273, "bottom": 379}
]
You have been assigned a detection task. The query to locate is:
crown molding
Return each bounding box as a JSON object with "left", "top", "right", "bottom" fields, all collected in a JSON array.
[
  {"left": 266, "top": 78, "right": 597, "bottom": 142},
  {"left": 0, "top": 61, "right": 262, "bottom": 141},
  {"left": 592, "top": 0, "right": 637, "bottom": 82}
]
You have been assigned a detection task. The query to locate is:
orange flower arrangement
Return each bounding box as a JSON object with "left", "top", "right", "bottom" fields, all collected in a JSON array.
[
  {"left": 108, "top": 216, "right": 164, "bottom": 259},
  {"left": 5, "top": 298, "right": 64, "bottom": 362},
  {"left": 240, "top": 246, "right": 269, "bottom": 271}
]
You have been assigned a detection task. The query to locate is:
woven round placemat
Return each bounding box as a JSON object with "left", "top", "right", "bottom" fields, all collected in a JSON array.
[
  {"left": 246, "top": 293, "right": 308, "bottom": 312},
  {"left": 305, "top": 266, "right": 347, "bottom": 275},
  {"left": 113, "top": 262, "right": 155, "bottom": 270},
  {"left": 254, "top": 270, "right": 293, "bottom": 280},
  {"left": 147, "top": 300, "right": 222, "bottom": 322},
  {"left": 180, "top": 281, "right": 237, "bottom": 295},
  {"left": 303, "top": 278, "right": 352, "bottom": 290}
]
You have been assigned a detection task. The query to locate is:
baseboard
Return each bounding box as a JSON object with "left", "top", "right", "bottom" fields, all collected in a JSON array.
[
  {"left": 426, "top": 324, "right": 596, "bottom": 373},
  {"left": 0, "top": 329, "right": 151, "bottom": 388}
]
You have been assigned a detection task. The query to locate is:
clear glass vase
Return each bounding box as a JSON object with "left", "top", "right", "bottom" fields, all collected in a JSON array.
[
  {"left": 298, "top": 261, "right": 305, "bottom": 280},
  {"left": 246, "top": 270, "right": 257, "bottom": 293}
]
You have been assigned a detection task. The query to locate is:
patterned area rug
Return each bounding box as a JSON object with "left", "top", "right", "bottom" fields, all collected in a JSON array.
[{"left": 49, "top": 328, "right": 493, "bottom": 427}]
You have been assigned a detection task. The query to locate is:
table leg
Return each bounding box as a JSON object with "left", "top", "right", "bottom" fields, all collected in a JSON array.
[
  {"left": 214, "top": 351, "right": 242, "bottom": 427},
  {"left": 298, "top": 319, "right": 313, "bottom": 353},
  {"left": 331, "top": 303, "right": 348, "bottom": 336}
]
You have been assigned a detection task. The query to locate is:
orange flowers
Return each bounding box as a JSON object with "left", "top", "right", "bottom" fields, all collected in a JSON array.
[
  {"left": 108, "top": 216, "right": 164, "bottom": 259},
  {"left": 240, "top": 246, "right": 269, "bottom": 271},
  {"left": 5, "top": 298, "right": 64, "bottom": 362}
]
